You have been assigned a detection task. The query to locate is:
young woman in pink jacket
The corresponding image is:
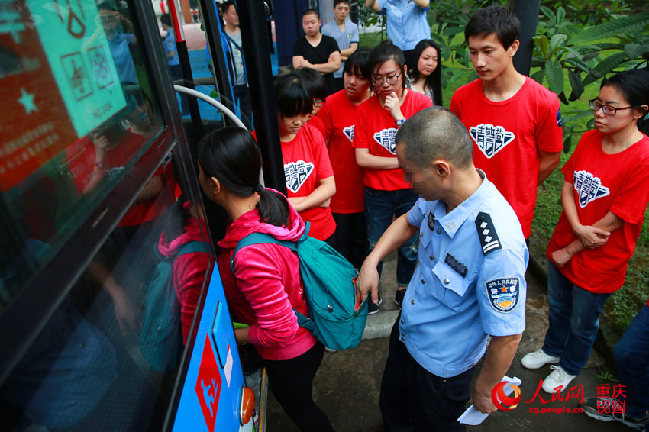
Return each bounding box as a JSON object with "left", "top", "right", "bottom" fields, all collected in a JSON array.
[{"left": 197, "top": 127, "right": 335, "bottom": 432}]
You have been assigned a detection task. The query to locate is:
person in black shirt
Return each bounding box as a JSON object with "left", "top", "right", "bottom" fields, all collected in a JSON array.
[{"left": 292, "top": 9, "right": 341, "bottom": 95}]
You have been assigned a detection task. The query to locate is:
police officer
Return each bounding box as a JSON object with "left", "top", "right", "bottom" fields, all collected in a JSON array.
[{"left": 357, "top": 107, "right": 528, "bottom": 431}]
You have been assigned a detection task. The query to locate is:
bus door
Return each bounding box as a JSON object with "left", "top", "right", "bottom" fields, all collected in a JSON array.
[{"left": 0, "top": 0, "right": 251, "bottom": 430}]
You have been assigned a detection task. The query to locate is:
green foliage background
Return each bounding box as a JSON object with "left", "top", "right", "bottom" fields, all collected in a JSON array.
[{"left": 359, "top": 0, "right": 649, "bottom": 336}]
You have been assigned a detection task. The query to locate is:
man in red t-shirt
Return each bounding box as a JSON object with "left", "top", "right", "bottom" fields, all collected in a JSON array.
[{"left": 450, "top": 6, "right": 563, "bottom": 239}]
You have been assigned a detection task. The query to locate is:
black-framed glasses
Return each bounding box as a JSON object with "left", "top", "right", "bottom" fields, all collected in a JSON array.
[
  {"left": 372, "top": 72, "right": 401, "bottom": 85},
  {"left": 589, "top": 99, "right": 633, "bottom": 116}
]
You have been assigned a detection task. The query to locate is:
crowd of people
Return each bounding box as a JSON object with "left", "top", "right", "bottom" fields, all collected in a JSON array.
[{"left": 205, "top": 2, "right": 649, "bottom": 431}]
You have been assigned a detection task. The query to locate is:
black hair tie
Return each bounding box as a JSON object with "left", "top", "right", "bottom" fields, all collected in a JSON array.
[{"left": 255, "top": 185, "right": 264, "bottom": 194}]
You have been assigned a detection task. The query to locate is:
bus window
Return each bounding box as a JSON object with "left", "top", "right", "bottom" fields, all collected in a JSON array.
[
  {"left": 0, "top": 0, "right": 165, "bottom": 309},
  {"left": 0, "top": 156, "right": 215, "bottom": 430}
]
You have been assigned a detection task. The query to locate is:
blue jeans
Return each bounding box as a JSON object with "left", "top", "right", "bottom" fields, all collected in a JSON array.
[
  {"left": 542, "top": 262, "right": 611, "bottom": 376},
  {"left": 364, "top": 187, "right": 418, "bottom": 287},
  {"left": 613, "top": 304, "right": 649, "bottom": 419}
]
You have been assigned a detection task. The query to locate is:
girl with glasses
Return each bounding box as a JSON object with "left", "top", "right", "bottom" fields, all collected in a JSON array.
[
  {"left": 353, "top": 41, "right": 432, "bottom": 311},
  {"left": 521, "top": 69, "right": 649, "bottom": 397}
]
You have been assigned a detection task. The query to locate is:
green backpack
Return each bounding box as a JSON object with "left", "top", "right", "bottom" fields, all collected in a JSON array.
[{"left": 230, "top": 224, "right": 368, "bottom": 351}]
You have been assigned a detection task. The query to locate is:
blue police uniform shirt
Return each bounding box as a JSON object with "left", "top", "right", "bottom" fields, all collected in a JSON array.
[
  {"left": 108, "top": 32, "right": 138, "bottom": 84},
  {"left": 163, "top": 30, "right": 180, "bottom": 67},
  {"left": 381, "top": 0, "right": 431, "bottom": 51},
  {"left": 321, "top": 19, "right": 359, "bottom": 78},
  {"left": 401, "top": 172, "right": 528, "bottom": 378}
]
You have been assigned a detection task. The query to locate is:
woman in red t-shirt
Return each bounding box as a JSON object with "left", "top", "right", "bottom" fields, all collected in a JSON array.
[
  {"left": 521, "top": 70, "right": 649, "bottom": 395},
  {"left": 353, "top": 41, "right": 433, "bottom": 310},
  {"left": 272, "top": 72, "right": 337, "bottom": 242},
  {"left": 312, "top": 49, "right": 372, "bottom": 269}
]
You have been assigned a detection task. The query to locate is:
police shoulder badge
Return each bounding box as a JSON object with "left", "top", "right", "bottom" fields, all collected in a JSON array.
[
  {"left": 476, "top": 212, "right": 501, "bottom": 255},
  {"left": 485, "top": 277, "right": 520, "bottom": 312}
]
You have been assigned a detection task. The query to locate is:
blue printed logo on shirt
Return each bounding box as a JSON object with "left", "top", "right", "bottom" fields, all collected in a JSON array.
[
  {"left": 573, "top": 170, "right": 610, "bottom": 208},
  {"left": 486, "top": 277, "right": 520, "bottom": 313},
  {"left": 470, "top": 124, "right": 515, "bottom": 159},
  {"left": 284, "top": 160, "right": 314, "bottom": 193},
  {"left": 344, "top": 125, "right": 355, "bottom": 142},
  {"left": 373, "top": 128, "right": 398, "bottom": 154},
  {"left": 557, "top": 108, "right": 562, "bottom": 127}
]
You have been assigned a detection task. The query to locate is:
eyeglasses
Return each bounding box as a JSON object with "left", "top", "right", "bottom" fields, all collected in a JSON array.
[
  {"left": 371, "top": 72, "right": 401, "bottom": 85},
  {"left": 589, "top": 99, "right": 633, "bottom": 116}
]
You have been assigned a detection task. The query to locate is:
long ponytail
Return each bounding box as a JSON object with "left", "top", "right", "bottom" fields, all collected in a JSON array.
[{"left": 197, "top": 127, "right": 290, "bottom": 227}]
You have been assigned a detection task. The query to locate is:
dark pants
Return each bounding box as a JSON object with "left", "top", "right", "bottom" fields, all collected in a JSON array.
[
  {"left": 364, "top": 187, "right": 418, "bottom": 286},
  {"left": 332, "top": 212, "right": 367, "bottom": 269},
  {"left": 613, "top": 304, "right": 649, "bottom": 419},
  {"left": 380, "top": 318, "right": 474, "bottom": 431},
  {"left": 234, "top": 84, "right": 253, "bottom": 130},
  {"left": 264, "top": 343, "right": 335, "bottom": 432}
]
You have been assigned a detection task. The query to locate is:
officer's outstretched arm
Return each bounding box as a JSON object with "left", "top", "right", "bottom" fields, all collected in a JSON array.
[
  {"left": 356, "top": 214, "right": 417, "bottom": 305},
  {"left": 472, "top": 333, "right": 522, "bottom": 413}
]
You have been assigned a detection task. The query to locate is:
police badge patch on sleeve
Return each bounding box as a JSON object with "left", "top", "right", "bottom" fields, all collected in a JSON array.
[
  {"left": 476, "top": 212, "right": 501, "bottom": 255},
  {"left": 485, "top": 277, "right": 520, "bottom": 312}
]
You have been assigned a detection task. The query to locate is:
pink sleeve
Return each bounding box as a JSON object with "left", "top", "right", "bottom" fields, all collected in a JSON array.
[
  {"left": 174, "top": 252, "right": 212, "bottom": 344},
  {"left": 536, "top": 95, "right": 564, "bottom": 153},
  {"left": 233, "top": 246, "right": 299, "bottom": 348}
]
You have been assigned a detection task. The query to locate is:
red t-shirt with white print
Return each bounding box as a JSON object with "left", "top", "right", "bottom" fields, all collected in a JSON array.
[
  {"left": 353, "top": 90, "right": 433, "bottom": 191},
  {"left": 547, "top": 130, "right": 649, "bottom": 293},
  {"left": 312, "top": 89, "right": 364, "bottom": 214},
  {"left": 450, "top": 77, "right": 563, "bottom": 238},
  {"left": 271, "top": 124, "right": 336, "bottom": 241}
]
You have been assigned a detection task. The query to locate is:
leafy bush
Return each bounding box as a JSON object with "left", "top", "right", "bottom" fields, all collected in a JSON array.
[{"left": 532, "top": 8, "right": 649, "bottom": 150}]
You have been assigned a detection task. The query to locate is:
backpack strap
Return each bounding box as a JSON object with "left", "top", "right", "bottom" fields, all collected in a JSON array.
[
  {"left": 177, "top": 241, "right": 209, "bottom": 257},
  {"left": 230, "top": 232, "right": 298, "bottom": 273},
  {"left": 230, "top": 226, "right": 316, "bottom": 332},
  {"left": 293, "top": 309, "right": 316, "bottom": 333}
]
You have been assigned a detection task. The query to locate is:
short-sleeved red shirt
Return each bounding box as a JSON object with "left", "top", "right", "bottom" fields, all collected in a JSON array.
[
  {"left": 269, "top": 124, "right": 336, "bottom": 241},
  {"left": 450, "top": 77, "right": 563, "bottom": 238},
  {"left": 547, "top": 131, "right": 649, "bottom": 293},
  {"left": 312, "top": 89, "right": 364, "bottom": 214},
  {"left": 353, "top": 90, "right": 433, "bottom": 191}
]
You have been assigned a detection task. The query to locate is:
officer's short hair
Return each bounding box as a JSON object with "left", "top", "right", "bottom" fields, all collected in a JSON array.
[{"left": 396, "top": 107, "right": 473, "bottom": 169}]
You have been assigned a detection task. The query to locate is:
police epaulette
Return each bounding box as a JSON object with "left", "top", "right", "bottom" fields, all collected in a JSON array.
[{"left": 476, "top": 212, "right": 502, "bottom": 255}]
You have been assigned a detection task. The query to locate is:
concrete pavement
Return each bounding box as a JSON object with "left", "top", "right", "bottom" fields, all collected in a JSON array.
[{"left": 266, "top": 252, "right": 629, "bottom": 431}]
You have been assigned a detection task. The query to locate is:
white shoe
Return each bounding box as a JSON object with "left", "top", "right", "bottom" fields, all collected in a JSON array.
[
  {"left": 542, "top": 365, "right": 576, "bottom": 393},
  {"left": 521, "top": 349, "right": 560, "bottom": 369}
]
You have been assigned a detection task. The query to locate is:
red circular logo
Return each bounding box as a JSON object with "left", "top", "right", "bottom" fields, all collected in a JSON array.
[{"left": 491, "top": 382, "right": 522, "bottom": 411}]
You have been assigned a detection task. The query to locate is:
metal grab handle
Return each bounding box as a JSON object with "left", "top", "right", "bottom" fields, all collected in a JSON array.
[{"left": 173, "top": 84, "right": 247, "bottom": 130}]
